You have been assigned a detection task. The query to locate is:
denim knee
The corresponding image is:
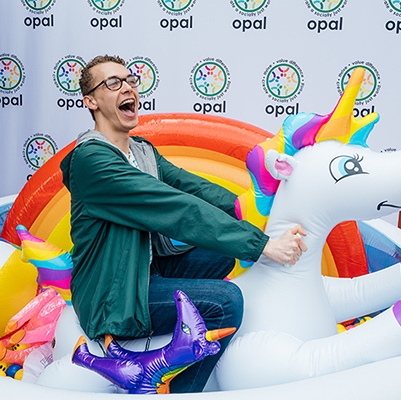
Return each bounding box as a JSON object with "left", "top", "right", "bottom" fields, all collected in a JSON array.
[{"left": 215, "top": 281, "right": 244, "bottom": 329}]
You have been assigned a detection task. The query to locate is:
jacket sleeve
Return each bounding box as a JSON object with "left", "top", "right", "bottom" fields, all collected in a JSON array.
[
  {"left": 155, "top": 151, "right": 238, "bottom": 218},
  {"left": 69, "top": 142, "right": 268, "bottom": 262}
]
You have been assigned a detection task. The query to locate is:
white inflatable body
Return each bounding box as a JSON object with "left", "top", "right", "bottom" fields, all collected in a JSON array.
[
  {"left": 216, "top": 141, "right": 401, "bottom": 390},
  {"left": 3, "top": 68, "right": 401, "bottom": 398},
  {"left": 4, "top": 355, "right": 401, "bottom": 399}
]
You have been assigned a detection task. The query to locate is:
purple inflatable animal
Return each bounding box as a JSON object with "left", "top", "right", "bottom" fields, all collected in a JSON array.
[{"left": 72, "top": 290, "right": 235, "bottom": 394}]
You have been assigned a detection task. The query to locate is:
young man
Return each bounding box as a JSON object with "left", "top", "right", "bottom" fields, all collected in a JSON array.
[{"left": 60, "top": 54, "right": 307, "bottom": 393}]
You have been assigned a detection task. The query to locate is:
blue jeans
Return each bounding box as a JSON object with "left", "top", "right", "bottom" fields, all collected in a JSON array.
[{"left": 149, "top": 248, "right": 243, "bottom": 393}]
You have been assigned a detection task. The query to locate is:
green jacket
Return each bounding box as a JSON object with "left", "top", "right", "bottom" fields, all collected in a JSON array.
[{"left": 60, "top": 132, "right": 269, "bottom": 340}]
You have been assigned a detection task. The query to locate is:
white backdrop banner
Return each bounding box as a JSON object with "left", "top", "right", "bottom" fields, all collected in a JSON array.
[{"left": 1, "top": 0, "right": 400, "bottom": 206}]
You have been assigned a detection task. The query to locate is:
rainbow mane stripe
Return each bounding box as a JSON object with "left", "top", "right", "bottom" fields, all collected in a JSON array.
[{"left": 228, "top": 68, "right": 380, "bottom": 279}]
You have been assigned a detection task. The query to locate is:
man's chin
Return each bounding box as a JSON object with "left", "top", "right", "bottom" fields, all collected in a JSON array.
[{"left": 127, "top": 118, "right": 139, "bottom": 133}]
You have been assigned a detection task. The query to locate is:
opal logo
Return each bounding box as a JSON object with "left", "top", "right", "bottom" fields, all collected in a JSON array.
[
  {"left": 88, "top": 0, "right": 125, "bottom": 14},
  {"left": 384, "top": 0, "right": 401, "bottom": 16},
  {"left": 158, "top": 0, "right": 195, "bottom": 30},
  {"left": 230, "top": 0, "right": 269, "bottom": 31},
  {"left": 0, "top": 54, "right": 26, "bottom": 94},
  {"left": 20, "top": 0, "right": 56, "bottom": 14},
  {"left": 23, "top": 133, "right": 58, "bottom": 171},
  {"left": 305, "top": 0, "right": 347, "bottom": 17},
  {"left": 190, "top": 58, "right": 231, "bottom": 101},
  {"left": 230, "top": 0, "right": 270, "bottom": 16},
  {"left": 157, "top": 0, "right": 197, "bottom": 15},
  {"left": 337, "top": 62, "right": 381, "bottom": 105},
  {"left": 53, "top": 56, "right": 87, "bottom": 111},
  {"left": 127, "top": 57, "right": 159, "bottom": 98},
  {"left": 262, "top": 60, "right": 304, "bottom": 102},
  {"left": 88, "top": 0, "right": 124, "bottom": 29},
  {"left": 53, "top": 56, "right": 85, "bottom": 96}
]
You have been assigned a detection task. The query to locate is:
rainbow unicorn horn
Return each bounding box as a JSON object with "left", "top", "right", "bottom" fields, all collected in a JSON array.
[
  {"left": 16, "top": 225, "right": 72, "bottom": 305},
  {"left": 316, "top": 67, "right": 380, "bottom": 147}
]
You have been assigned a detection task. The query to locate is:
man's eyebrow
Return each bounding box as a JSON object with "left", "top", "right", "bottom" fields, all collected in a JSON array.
[{"left": 105, "top": 74, "right": 133, "bottom": 80}]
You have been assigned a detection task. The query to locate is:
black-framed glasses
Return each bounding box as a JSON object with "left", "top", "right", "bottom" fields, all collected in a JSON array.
[{"left": 86, "top": 75, "right": 141, "bottom": 95}]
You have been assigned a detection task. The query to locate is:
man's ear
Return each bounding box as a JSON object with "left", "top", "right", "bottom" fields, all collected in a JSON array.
[
  {"left": 265, "top": 149, "right": 298, "bottom": 181},
  {"left": 83, "top": 95, "right": 98, "bottom": 111}
]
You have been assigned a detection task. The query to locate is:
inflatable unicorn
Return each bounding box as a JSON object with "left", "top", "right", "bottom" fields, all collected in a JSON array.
[
  {"left": 72, "top": 290, "right": 235, "bottom": 394},
  {"left": 215, "top": 67, "right": 401, "bottom": 390}
]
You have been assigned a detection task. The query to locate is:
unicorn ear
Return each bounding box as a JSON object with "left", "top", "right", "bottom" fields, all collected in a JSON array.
[{"left": 265, "top": 149, "right": 298, "bottom": 181}]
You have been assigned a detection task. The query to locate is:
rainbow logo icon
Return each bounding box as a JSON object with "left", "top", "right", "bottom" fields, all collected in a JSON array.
[
  {"left": 127, "top": 59, "right": 159, "bottom": 97},
  {"left": 192, "top": 61, "right": 229, "bottom": 99},
  {"left": 54, "top": 58, "right": 85, "bottom": 94},
  {"left": 0, "top": 56, "right": 23, "bottom": 93},
  {"left": 264, "top": 62, "right": 303, "bottom": 101},
  {"left": 23, "top": 135, "right": 58, "bottom": 171}
]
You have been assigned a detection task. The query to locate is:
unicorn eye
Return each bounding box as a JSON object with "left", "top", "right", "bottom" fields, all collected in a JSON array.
[
  {"left": 181, "top": 322, "right": 191, "bottom": 335},
  {"left": 329, "top": 154, "right": 367, "bottom": 183}
]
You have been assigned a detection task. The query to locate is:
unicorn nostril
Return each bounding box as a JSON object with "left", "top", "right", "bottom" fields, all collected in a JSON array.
[{"left": 192, "top": 341, "right": 203, "bottom": 359}]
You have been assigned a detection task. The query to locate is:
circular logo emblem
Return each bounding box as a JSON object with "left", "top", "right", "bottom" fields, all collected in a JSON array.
[
  {"left": 157, "top": 0, "right": 197, "bottom": 15},
  {"left": 385, "top": 0, "right": 401, "bottom": 16},
  {"left": 262, "top": 60, "right": 304, "bottom": 102},
  {"left": 21, "top": 0, "right": 56, "bottom": 13},
  {"left": 0, "top": 54, "right": 25, "bottom": 94},
  {"left": 230, "top": 0, "right": 270, "bottom": 15},
  {"left": 23, "top": 133, "right": 58, "bottom": 170},
  {"left": 88, "top": 0, "right": 125, "bottom": 14},
  {"left": 190, "top": 58, "right": 231, "bottom": 100},
  {"left": 306, "top": 0, "right": 347, "bottom": 16},
  {"left": 337, "top": 62, "right": 381, "bottom": 105},
  {"left": 53, "top": 56, "right": 85, "bottom": 96},
  {"left": 126, "top": 57, "right": 159, "bottom": 98}
]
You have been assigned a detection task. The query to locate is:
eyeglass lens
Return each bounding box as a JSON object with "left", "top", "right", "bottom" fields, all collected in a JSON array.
[{"left": 105, "top": 76, "right": 140, "bottom": 90}]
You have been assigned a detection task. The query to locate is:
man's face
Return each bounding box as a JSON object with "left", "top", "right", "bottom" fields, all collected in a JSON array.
[{"left": 85, "top": 62, "right": 140, "bottom": 134}]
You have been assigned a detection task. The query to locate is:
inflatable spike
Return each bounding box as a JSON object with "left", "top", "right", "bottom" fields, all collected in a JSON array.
[
  {"left": 205, "top": 327, "right": 236, "bottom": 342},
  {"left": 16, "top": 225, "right": 72, "bottom": 304},
  {"left": 316, "top": 67, "right": 379, "bottom": 145}
]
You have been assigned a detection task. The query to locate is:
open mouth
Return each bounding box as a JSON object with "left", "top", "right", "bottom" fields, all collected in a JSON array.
[
  {"left": 118, "top": 99, "right": 136, "bottom": 115},
  {"left": 377, "top": 200, "right": 401, "bottom": 211}
]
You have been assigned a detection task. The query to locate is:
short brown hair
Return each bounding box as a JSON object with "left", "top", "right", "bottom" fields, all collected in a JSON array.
[{"left": 80, "top": 54, "right": 126, "bottom": 96}]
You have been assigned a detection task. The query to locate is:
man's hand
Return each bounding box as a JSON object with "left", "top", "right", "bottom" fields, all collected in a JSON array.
[{"left": 262, "top": 225, "right": 308, "bottom": 265}]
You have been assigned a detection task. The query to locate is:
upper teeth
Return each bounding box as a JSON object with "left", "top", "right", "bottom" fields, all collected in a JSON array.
[{"left": 120, "top": 99, "right": 134, "bottom": 106}]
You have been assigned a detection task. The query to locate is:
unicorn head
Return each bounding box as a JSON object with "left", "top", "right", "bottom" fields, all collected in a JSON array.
[
  {"left": 227, "top": 68, "right": 382, "bottom": 279},
  {"left": 235, "top": 67, "right": 380, "bottom": 232}
]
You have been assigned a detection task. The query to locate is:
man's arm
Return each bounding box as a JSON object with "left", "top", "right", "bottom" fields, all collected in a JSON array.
[{"left": 156, "top": 152, "right": 238, "bottom": 218}]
